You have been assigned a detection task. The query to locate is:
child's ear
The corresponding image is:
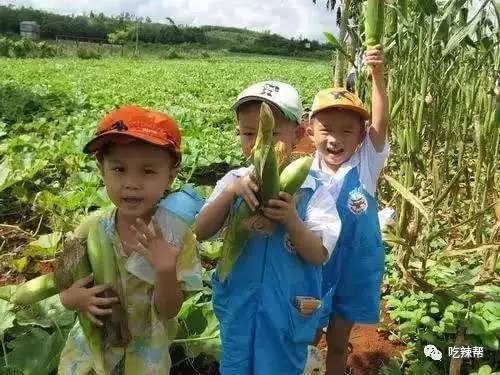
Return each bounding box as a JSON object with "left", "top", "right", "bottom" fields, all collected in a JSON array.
[
  {"left": 96, "top": 158, "right": 104, "bottom": 174},
  {"left": 167, "top": 166, "right": 179, "bottom": 187},
  {"left": 305, "top": 124, "right": 314, "bottom": 140},
  {"left": 295, "top": 122, "right": 306, "bottom": 139}
]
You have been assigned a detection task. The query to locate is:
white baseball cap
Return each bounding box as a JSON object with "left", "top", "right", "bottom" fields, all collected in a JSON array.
[{"left": 233, "top": 81, "right": 303, "bottom": 125}]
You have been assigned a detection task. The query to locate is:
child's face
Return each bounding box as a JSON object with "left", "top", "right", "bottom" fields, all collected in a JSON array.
[
  {"left": 98, "top": 141, "right": 177, "bottom": 220},
  {"left": 237, "top": 103, "right": 299, "bottom": 158},
  {"left": 308, "top": 108, "right": 365, "bottom": 170}
]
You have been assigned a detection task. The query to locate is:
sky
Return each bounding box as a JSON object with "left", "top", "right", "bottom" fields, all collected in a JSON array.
[{"left": 1, "top": 0, "right": 340, "bottom": 41}]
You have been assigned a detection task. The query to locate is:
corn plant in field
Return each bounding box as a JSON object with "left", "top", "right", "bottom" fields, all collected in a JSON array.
[
  {"left": 357, "top": 0, "right": 499, "bottom": 371},
  {"left": 314, "top": 0, "right": 500, "bottom": 370}
]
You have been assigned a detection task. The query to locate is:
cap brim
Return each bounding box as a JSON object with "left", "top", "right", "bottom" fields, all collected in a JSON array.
[
  {"left": 310, "top": 104, "right": 370, "bottom": 121},
  {"left": 233, "top": 96, "right": 285, "bottom": 116},
  {"left": 83, "top": 130, "right": 180, "bottom": 157}
]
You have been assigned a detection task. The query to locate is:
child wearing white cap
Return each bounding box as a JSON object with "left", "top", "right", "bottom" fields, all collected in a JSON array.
[{"left": 196, "top": 81, "right": 341, "bottom": 374}]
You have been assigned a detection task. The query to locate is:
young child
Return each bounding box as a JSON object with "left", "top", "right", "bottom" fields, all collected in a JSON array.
[
  {"left": 57, "top": 106, "right": 203, "bottom": 374},
  {"left": 195, "top": 81, "right": 341, "bottom": 374},
  {"left": 307, "top": 45, "right": 389, "bottom": 374}
]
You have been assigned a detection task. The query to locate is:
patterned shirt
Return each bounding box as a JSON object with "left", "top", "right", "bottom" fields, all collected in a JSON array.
[{"left": 58, "top": 199, "right": 203, "bottom": 375}]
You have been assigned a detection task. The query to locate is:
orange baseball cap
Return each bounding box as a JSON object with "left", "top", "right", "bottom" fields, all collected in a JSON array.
[
  {"left": 310, "top": 87, "right": 369, "bottom": 120},
  {"left": 83, "top": 105, "right": 181, "bottom": 163}
]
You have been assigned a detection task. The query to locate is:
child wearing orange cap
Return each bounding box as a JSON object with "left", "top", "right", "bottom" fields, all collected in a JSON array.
[
  {"left": 307, "top": 45, "right": 390, "bottom": 374},
  {"left": 57, "top": 106, "right": 203, "bottom": 374}
]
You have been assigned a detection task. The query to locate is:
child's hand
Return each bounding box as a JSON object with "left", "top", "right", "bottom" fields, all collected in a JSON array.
[
  {"left": 262, "top": 192, "right": 300, "bottom": 228},
  {"left": 125, "top": 218, "right": 182, "bottom": 273},
  {"left": 365, "top": 45, "right": 384, "bottom": 78},
  {"left": 228, "top": 175, "right": 259, "bottom": 211},
  {"left": 59, "top": 274, "right": 118, "bottom": 326}
]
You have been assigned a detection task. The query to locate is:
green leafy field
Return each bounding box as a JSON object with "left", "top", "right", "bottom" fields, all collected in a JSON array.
[{"left": 0, "top": 56, "right": 331, "bottom": 374}]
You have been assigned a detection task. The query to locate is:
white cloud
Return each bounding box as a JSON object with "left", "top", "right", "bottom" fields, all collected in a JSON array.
[{"left": 2, "top": 0, "right": 338, "bottom": 41}]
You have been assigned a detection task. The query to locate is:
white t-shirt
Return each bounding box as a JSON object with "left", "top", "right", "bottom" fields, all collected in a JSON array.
[{"left": 203, "top": 166, "right": 341, "bottom": 259}]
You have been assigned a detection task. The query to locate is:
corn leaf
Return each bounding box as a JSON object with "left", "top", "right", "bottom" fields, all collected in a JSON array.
[
  {"left": 494, "top": 198, "right": 500, "bottom": 221},
  {"left": 417, "top": 0, "right": 438, "bottom": 16},
  {"left": 324, "top": 32, "right": 357, "bottom": 68},
  {"left": 382, "top": 230, "right": 412, "bottom": 249},
  {"left": 433, "top": 166, "right": 464, "bottom": 208},
  {"left": 444, "top": 244, "right": 500, "bottom": 257},
  {"left": 384, "top": 174, "right": 430, "bottom": 222},
  {"left": 429, "top": 200, "right": 500, "bottom": 240},
  {"left": 443, "top": 0, "right": 489, "bottom": 55},
  {"left": 390, "top": 97, "right": 404, "bottom": 119}
]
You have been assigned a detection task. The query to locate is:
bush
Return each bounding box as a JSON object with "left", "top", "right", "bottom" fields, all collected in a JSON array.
[
  {"left": 161, "top": 48, "right": 182, "bottom": 59},
  {"left": 0, "top": 37, "right": 12, "bottom": 57},
  {"left": 76, "top": 47, "right": 102, "bottom": 60},
  {"left": 37, "top": 41, "right": 57, "bottom": 58},
  {"left": 11, "top": 38, "right": 37, "bottom": 58},
  {"left": 0, "top": 38, "right": 60, "bottom": 58}
]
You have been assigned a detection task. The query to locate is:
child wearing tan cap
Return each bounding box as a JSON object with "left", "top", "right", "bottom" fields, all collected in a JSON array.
[
  {"left": 307, "top": 45, "right": 390, "bottom": 374},
  {"left": 57, "top": 106, "right": 203, "bottom": 374}
]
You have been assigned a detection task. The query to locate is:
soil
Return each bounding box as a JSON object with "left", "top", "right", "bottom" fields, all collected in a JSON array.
[
  {"left": 316, "top": 306, "right": 404, "bottom": 375},
  {"left": 292, "top": 130, "right": 316, "bottom": 157}
]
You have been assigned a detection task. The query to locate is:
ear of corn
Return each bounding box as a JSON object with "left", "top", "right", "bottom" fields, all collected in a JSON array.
[
  {"left": 259, "top": 144, "right": 280, "bottom": 203},
  {"left": 365, "top": 0, "right": 385, "bottom": 48},
  {"left": 86, "top": 219, "right": 131, "bottom": 348},
  {"left": 218, "top": 103, "right": 277, "bottom": 281},
  {"left": 1, "top": 213, "right": 127, "bottom": 372},
  {"left": 11, "top": 273, "right": 58, "bottom": 305},
  {"left": 217, "top": 202, "right": 252, "bottom": 282},
  {"left": 274, "top": 140, "right": 290, "bottom": 173},
  {"left": 9, "top": 236, "right": 89, "bottom": 306},
  {"left": 279, "top": 156, "right": 314, "bottom": 195},
  {"left": 86, "top": 219, "right": 117, "bottom": 286},
  {"left": 71, "top": 241, "right": 106, "bottom": 375},
  {"left": 252, "top": 102, "right": 280, "bottom": 204}
]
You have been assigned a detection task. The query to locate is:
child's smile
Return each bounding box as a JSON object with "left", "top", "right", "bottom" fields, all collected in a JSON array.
[
  {"left": 308, "top": 108, "right": 365, "bottom": 172},
  {"left": 121, "top": 196, "right": 145, "bottom": 209}
]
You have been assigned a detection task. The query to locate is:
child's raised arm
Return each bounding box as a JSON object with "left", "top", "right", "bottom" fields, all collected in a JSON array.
[{"left": 365, "top": 45, "right": 389, "bottom": 152}]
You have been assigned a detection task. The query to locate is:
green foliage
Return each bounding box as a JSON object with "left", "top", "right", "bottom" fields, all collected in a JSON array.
[
  {"left": 107, "top": 28, "right": 132, "bottom": 46},
  {"left": 0, "top": 37, "right": 58, "bottom": 58},
  {"left": 76, "top": 47, "right": 102, "bottom": 59}
]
